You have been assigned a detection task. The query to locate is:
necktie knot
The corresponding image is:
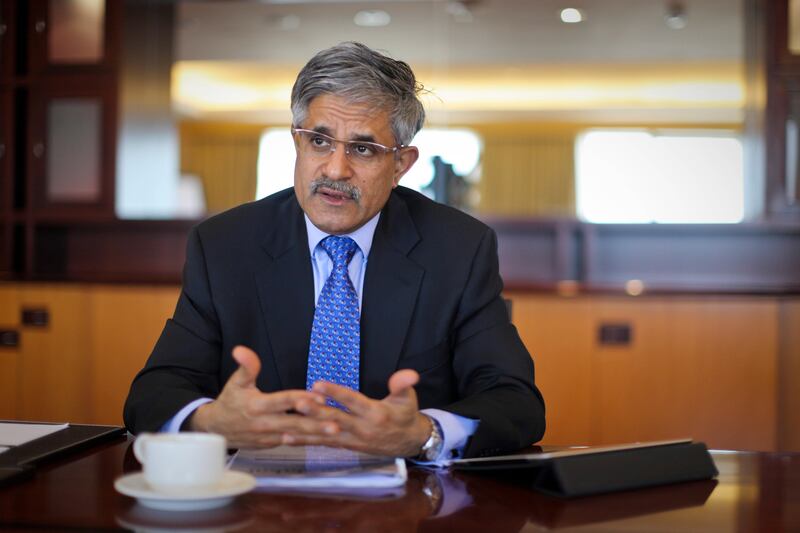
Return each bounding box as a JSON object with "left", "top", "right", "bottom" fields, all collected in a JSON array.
[{"left": 320, "top": 236, "right": 358, "bottom": 268}]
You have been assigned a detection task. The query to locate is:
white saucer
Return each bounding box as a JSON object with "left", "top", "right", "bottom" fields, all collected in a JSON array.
[{"left": 114, "top": 471, "right": 256, "bottom": 511}]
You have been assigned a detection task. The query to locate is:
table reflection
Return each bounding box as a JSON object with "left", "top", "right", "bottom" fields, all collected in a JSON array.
[{"left": 114, "top": 441, "right": 800, "bottom": 532}]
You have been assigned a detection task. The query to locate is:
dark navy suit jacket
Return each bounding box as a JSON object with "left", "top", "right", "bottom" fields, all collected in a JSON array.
[{"left": 123, "top": 187, "right": 545, "bottom": 457}]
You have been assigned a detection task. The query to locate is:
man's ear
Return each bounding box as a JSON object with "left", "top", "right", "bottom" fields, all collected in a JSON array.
[{"left": 392, "top": 147, "right": 419, "bottom": 187}]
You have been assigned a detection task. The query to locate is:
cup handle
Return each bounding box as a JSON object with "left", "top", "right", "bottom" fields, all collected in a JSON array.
[{"left": 133, "top": 433, "right": 153, "bottom": 465}]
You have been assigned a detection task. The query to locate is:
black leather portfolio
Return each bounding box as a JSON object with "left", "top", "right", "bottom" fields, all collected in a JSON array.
[
  {"left": 452, "top": 439, "right": 718, "bottom": 498},
  {"left": 0, "top": 422, "right": 126, "bottom": 482}
]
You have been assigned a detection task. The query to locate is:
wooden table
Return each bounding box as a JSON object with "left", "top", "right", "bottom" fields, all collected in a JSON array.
[{"left": 1, "top": 436, "right": 798, "bottom": 532}]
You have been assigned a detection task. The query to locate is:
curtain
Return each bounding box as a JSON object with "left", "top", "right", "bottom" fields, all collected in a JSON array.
[
  {"left": 179, "top": 122, "right": 265, "bottom": 214},
  {"left": 476, "top": 128, "right": 577, "bottom": 217}
]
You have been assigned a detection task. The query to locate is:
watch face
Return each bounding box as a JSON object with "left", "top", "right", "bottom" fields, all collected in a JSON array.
[{"left": 424, "top": 419, "right": 444, "bottom": 461}]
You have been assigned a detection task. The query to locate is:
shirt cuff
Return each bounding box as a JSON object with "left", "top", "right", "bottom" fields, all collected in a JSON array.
[
  {"left": 160, "top": 397, "right": 214, "bottom": 433},
  {"left": 417, "top": 408, "right": 479, "bottom": 466}
]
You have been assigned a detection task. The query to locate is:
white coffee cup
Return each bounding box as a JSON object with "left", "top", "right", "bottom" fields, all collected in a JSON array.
[{"left": 133, "top": 432, "right": 227, "bottom": 493}]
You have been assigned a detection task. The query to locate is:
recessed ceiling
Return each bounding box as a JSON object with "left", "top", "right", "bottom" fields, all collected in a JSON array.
[
  {"left": 173, "top": 0, "right": 744, "bottom": 123},
  {"left": 177, "top": 0, "right": 742, "bottom": 64}
]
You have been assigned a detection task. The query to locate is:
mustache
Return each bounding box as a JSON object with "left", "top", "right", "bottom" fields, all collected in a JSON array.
[{"left": 310, "top": 178, "right": 362, "bottom": 202}]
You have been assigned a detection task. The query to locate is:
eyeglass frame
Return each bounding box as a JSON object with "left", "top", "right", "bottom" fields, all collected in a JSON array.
[{"left": 291, "top": 127, "right": 407, "bottom": 160}]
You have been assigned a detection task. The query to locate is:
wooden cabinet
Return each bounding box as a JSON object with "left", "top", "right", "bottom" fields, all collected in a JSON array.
[
  {"left": 0, "top": 283, "right": 178, "bottom": 425},
  {"left": 89, "top": 285, "right": 179, "bottom": 425},
  {"left": 0, "top": 0, "right": 119, "bottom": 279},
  {"left": 0, "top": 284, "right": 20, "bottom": 420},
  {"left": 28, "top": 76, "right": 116, "bottom": 216},
  {"left": 763, "top": 0, "right": 800, "bottom": 219},
  {"left": 0, "top": 87, "right": 10, "bottom": 275},
  {"left": 0, "top": 1, "right": 13, "bottom": 79},
  {"left": 0, "top": 284, "right": 797, "bottom": 449},
  {"left": 15, "top": 285, "right": 92, "bottom": 422},
  {"left": 27, "top": 0, "right": 114, "bottom": 75},
  {"left": 510, "top": 294, "right": 782, "bottom": 451}
]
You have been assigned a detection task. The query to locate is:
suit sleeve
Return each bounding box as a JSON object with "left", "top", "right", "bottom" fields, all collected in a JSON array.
[
  {"left": 123, "top": 226, "right": 225, "bottom": 434},
  {"left": 444, "top": 227, "right": 546, "bottom": 457}
]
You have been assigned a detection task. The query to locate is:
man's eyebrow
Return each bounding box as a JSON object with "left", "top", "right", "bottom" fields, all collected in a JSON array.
[
  {"left": 308, "top": 126, "right": 379, "bottom": 144},
  {"left": 350, "top": 134, "right": 378, "bottom": 143},
  {"left": 310, "top": 126, "right": 333, "bottom": 136}
]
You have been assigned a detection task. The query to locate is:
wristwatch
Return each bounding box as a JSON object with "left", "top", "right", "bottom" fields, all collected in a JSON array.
[{"left": 417, "top": 415, "right": 444, "bottom": 461}]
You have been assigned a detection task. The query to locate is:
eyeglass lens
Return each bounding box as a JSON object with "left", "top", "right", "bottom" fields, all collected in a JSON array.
[{"left": 295, "top": 130, "right": 394, "bottom": 165}]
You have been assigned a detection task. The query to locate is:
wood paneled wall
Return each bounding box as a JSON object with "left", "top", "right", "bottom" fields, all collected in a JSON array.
[
  {"left": 778, "top": 299, "right": 800, "bottom": 450},
  {"left": 0, "top": 284, "right": 179, "bottom": 425},
  {"left": 89, "top": 286, "right": 181, "bottom": 424},
  {"left": 1, "top": 283, "right": 798, "bottom": 452},
  {"left": 0, "top": 285, "right": 20, "bottom": 420},
  {"left": 508, "top": 293, "right": 795, "bottom": 452}
]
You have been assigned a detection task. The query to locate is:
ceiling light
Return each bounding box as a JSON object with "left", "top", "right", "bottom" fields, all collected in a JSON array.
[
  {"left": 560, "top": 8, "right": 584, "bottom": 24},
  {"left": 664, "top": 1, "right": 687, "bottom": 29},
  {"left": 278, "top": 15, "right": 300, "bottom": 30},
  {"left": 447, "top": 1, "right": 474, "bottom": 23},
  {"left": 353, "top": 10, "right": 391, "bottom": 27}
]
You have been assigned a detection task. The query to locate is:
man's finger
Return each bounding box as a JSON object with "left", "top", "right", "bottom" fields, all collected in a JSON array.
[
  {"left": 250, "top": 413, "right": 340, "bottom": 436},
  {"left": 386, "top": 369, "right": 419, "bottom": 403},
  {"left": 230, "top": 345, "right": 261, "bottom": 388},
  {"left": 248, "top": 390, "right": 326, "bottom": 415},
  {"left": 311, "top": 382, "right": 374, "bottom": 415},
  {"left": 295, "top": 400, "right": 361, "bottom": 433}
]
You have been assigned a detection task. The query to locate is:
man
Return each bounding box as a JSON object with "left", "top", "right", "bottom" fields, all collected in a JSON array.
[{"left": 124, "top": 42, "right": 545, "bottom": 461}]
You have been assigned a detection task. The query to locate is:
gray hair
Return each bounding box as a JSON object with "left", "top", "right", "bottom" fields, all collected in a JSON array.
[{"left": 291, "top": 42, "right": 426, "bottom": 147}]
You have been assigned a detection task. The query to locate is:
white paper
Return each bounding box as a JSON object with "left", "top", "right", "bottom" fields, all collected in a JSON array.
[
  {"left": 0, "top": 422, "right": 70, "bottom": 449},
  {"left": 229, "top": 445, "right": 407, "bottom": 489}
]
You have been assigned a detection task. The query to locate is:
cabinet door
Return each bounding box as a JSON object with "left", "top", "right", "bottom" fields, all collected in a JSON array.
[
  {"left": 29, "top": 79, "right": 115, "bottom": 216},
  {"left": 0, "top": 0, "right": 13, "bottom": 79},
  {"left": 27, "top": 0, "right": 116, "bottom": 74},
  {"left": 0, "top": 284, "right": 20, "bottom": 419},
  {"left": 511, "top": 294, "right": 779, "bottom": 451},
  {"left": 16, "top": 284, "right": 92, "bottom": 423},
  {"left": 592, "top": 298, "right": 778, "bottom": 451},
  {"left": 0, "top": 87, "right": 8, "bottom": 219},
  {"left": 89, "top": 285, "right": 179, "bottom": 425},
  {"left": 513, "top": 295, "right": 595, "bottom": 446}
]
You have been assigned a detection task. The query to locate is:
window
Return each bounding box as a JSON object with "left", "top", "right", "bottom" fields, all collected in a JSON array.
[
  {"left": 256, "top": 129, "right": 297, "bottom": 200},
  {"left": 575, "top": 130, "right": 744, "bottom": 223}
]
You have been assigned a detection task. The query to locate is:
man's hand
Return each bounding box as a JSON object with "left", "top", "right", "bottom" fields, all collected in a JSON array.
[
  {"left": 189, "top": 345, "right": 338, "bottom": 449},
  {"left": 286, "top": 369, "right": 433, "bottom": 457}
]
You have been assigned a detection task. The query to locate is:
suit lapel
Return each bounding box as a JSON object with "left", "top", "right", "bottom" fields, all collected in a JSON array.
[
  {"left": 360, "top": 192, "right": 424, "bottom": 399},
  {"left": 254, "top": 196, "right": 315, "bottom": 390}
]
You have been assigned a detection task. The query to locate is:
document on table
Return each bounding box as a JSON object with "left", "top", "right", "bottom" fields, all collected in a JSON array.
[
  {"left": 229, "top": 445, "right": 407, "bottom": 490},
  {"left": 0, "top": 422, "right": 70, "bottom": 453}
]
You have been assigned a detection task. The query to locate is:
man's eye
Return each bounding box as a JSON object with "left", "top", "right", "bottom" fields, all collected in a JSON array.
[
  {"left": 352, "top": 143, "right": 376, "bottom": 157},
  {"left": 310, "top": 135, "right": 330, "bottom": 147}
]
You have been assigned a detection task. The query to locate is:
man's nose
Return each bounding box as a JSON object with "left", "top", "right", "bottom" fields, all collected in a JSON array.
[{"left": 322, "top": 141, "right": 353, "bottom": 180}]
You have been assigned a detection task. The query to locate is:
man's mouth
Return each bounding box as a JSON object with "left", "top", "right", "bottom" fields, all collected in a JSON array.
[
  {"left": 317, "top": 187, "right": 352, "bottom": 201},
  {"left": 310, "top": 179, "right": 361, "bottom": 204}
]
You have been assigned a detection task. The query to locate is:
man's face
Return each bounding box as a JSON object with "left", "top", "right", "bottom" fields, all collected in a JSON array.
[{"left": 293, "top": 94, "right": 419, "bottom": 235}]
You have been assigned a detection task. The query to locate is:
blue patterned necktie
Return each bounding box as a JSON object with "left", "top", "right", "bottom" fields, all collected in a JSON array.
[{"left": 306, "top": 236, "right": 360, "bottom": 407}]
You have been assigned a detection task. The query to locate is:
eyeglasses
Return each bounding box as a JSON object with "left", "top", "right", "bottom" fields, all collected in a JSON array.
[{"left": 292, "top": 128, "right": 405, "bottom": 166}]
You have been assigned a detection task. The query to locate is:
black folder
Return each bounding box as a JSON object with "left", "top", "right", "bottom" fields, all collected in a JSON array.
[
  {"left": 452, "top": 439, "right": 718, "bottom": 497},
  {"left": 0, "top": 422, "right": 126, "bottom": 486}
]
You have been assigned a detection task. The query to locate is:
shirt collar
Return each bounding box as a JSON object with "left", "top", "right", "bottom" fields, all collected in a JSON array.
[{"left": 305, "top": 211, "right": 381, "bottom": 259}]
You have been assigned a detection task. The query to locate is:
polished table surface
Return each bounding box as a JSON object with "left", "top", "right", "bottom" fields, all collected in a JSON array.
[{"left": 1, "top": 436, "right": 799, "bottom": 532}]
